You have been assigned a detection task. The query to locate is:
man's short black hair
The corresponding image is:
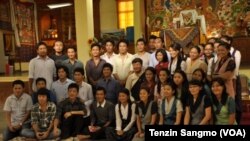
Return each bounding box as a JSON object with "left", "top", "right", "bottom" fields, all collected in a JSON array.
[
  {"left": 74, "top": 68, "right": 85, "bottom": 76},
  {"left": 91, "top": 43, "right": 101, "bottom": 50},
  {"left": 36, "top": 42, "right": 47, "bottom": 50},
  {"left": 12, "top": 80, "right": 25, "bottom": 88},
  {"left": 36, "top": 77, "right": 46, "bottom": 85},
  {"left": 57, "top": 65, "right": 69, "bottom": 78},
  {"left": 105, "top": 39, "right": 115, "bottom": 46},
  {"left": 68, "top": 83, "right": 79, "bottom": 92},
  {"left": 96, "top": 86, "right": 106, "bottom": 95},
  {"left": 102, "top": 63, "right": 113, "bottom": 72},
  {"left": 149, "top": 35, "right": 157, "bottom": 40},
  {"left": 37, "top": 88, "right": 50, "bottom": 100},
  {"left": 136, "top": 38, "right": 146, "bottom": 45},
  {"left": 132, "top": 58, "right": 143, "bottom": 65}
]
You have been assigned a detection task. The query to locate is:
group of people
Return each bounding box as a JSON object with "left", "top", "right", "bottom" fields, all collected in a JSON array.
[{"left": 3, "top": 34, "right": 242, "bottom": 141}]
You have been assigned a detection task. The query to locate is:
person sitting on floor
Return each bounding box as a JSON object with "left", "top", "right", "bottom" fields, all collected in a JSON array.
[
  {"left": 132, "top": 87, "right": 158, "bottom": 141},
  {"left": 88, "top": 86, "right": 115, "bottom": 140},
  {"left": 53, "top": 83, "right": 87, "bottom": 140},
  {"left": 21, "top": 88, "right": 60, "bottom": 140},
  {"left": 106, "top": 88, "right": 137, "bottom": 141},
  {"left": 3, "top": 80, "right": 33, "bottom": 141}
]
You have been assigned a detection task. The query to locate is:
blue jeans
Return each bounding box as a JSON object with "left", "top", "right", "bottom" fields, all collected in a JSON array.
[
  {"left": 3, "top": 127, "right": 21, "bottom": 141},
  {"left": 21, "top": 128, "right": 61, "bottom": 139},
  {"left": 3, "top": 120, "right": 31, "bottom": 141}
]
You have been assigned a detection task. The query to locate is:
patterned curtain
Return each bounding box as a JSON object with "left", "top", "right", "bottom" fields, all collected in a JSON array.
[
  {"left": 10, "top": 0, "right": 37, "bottom": 61},
  {"left": 12, "top": 0, "right": 36, "bottom": 46}
]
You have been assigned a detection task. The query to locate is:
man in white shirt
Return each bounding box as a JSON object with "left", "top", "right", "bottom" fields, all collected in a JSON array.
[
  {"left": 113, "top": 39, "right": 134, "bottom": 86},
  {"left": 100, "top": 39, "right": 117, "bottom": 66},
  {"left": 3, "top": 80, "right": 33, "bottom": 141},
  {"left": 29, "top": 42, "right": 56, "bottom": 94},
  {"left": 134, "top": 38, "right": 151, "bottom": 69},
  {"left": 51, "top": 65, "right": 74, "bottom": 104}
]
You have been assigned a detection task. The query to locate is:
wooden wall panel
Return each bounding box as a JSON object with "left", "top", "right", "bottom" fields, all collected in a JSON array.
[{"left": 232, "top": 37, "right": 250, "bottom": 66}]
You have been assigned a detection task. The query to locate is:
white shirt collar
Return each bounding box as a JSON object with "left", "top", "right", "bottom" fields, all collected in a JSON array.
[
  {"left": 97, "top": 100, "right": 106, "bottom": 108},
  {"left": 104, "top": 52, "right": 116, "bottom": 57}
]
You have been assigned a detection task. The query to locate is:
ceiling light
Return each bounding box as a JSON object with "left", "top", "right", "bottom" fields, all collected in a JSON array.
[{"left": 47, "top": 3, "right": 72, "bottom": 9}]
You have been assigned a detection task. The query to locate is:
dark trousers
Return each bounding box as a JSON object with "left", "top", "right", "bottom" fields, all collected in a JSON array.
[
  {"left": 61, "top": 115, "right": 84, "bottom": 139},
  {"left": 233, "top": 77, "right": 242, "bottom": 124},
  {"left": 106, "top": 127, "right": 136, "bottom": 141},
  {"left": 3, "top": 128, "right": 21, "bottom": 141},
  {"left": 3, "top": 120, "right": 31, "bottom": 141},
  {"left": 89, "top": 126, "right": 106, "bottom": 140},
  {"left": 81, "top": 116, "right": 91, "bottom": 135}
]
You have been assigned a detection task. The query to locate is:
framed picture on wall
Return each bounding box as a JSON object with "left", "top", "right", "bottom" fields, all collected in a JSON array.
[
  {"left": 0, "top": 0, "right": 12, "bottom": 30},
  {"left": 3, "top": 34, "right": 14, "bottom": 55}
]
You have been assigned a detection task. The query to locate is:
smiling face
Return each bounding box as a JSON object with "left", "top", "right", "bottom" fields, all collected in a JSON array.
[
  {"left": 189, "top": 47, "right": 199, "bottom": 60},
  {"left": 118, "top": 42, "right": 128, "bottom": 54},
  {"left": 102, "top": 67, "right": 112, "bottom": 78},
  {"left": 37, "top": 44, "right": 48, "bottom": 57},
  {"left": 54, "top": 41, "right": 63, "bottom": 53},
  {"left": 139, "top": 89, "right": 149, "bottom": 102},
  {"left": 132, "top": 62, "right": 142, "bottom": 73},
  {"left": 105, "top": 42, "right": 114, "bottom": 53},
  {"left": 154, "top": 38, "right": 163, "bottom": 49},
  {"left": 68, "top": 88, "right": 78, "bottom": 100},
  {"left": 145, "top": 69, "right": 154, "bottom": 82},
  {"left": 13, "top": 84, "right": 24, "bottom": 97},
  {"left": 118, "top": 92, "right": 129, "bottom": 104},
  {"left": 36, "top": 81, "right": 46, "bottom": 90},
  {"left": 169, "top": 47, "right": 179, "bottom": 58},
  {"left": 73, "top": 72, "right": 84, "bottom": 83},
  {"left": 159, "top": 70, "right": 168, "bottom": 83},
  {"left": 189, "top": 84, "right": 201, "bottom": 96},
  {"left": 38, "top": 94, "right": 48, "bottom": 105},
  {"left": 204, "top": 44, "right": 213, "bottom": 58},
  {"left": 217, "top": 45, "right": 229, "bottom": 59},
  {"left": 173, "top": 73, "right": 184, "bottom": 86},
  {"left": 91, "top": 46, "right": 100, "bottom": 57},
  {"left": 67, "top": 48, "right": 76, "bottom": 59},
  {"left": 211, "top": 81, "right": 224, "bottom": 96},
  {"left": 58, "top": 68, "right": 67, "bottom": 80},
  {"left": 96, "top": 90, "right": 105, "bottom": 103},
  {"left": 192, "top": 70, "right": 203, "bottom": 81},
  {"left": 137, "top": 41, "right": 145, "bottom": 52},
  {"left": 156, "top": 51, "right": 164, "bottom": 62},
  {"left": 163, "top": 84, "right": 174, "bottom": 98}
]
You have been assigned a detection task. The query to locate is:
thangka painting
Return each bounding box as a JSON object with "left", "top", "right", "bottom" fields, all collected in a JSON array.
[
  {"left": 0, "top": 0, "right": 12, "bottom": 30},
  {"left": 14, "top": 0, "right": 36, "bottom": 46},
  {"left": 147, "top": 0, "right": 249, "bottom": 37}
]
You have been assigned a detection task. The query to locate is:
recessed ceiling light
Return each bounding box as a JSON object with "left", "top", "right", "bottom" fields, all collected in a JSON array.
[{"left": 47, "top": 3, "right": 72, "bottom": 9}]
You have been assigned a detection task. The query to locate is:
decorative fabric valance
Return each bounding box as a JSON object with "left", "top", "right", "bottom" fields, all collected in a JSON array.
[{"left": 162, "top": 26, "right": 199, "bottom": 48}]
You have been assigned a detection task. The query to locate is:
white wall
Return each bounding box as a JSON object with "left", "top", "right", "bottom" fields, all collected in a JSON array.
[{"left": 100, "top": 0, "right": 118, "bottom": 33}]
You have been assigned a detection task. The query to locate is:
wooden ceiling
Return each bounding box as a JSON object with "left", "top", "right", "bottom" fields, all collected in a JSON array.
[{"left": 34, "top": 0, "right": 74, "bottom": 11}]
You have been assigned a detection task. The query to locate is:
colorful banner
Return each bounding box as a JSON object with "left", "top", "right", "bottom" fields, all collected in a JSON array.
[{"left": 14, "top": 0, "right": 36, "bottom": 46}]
